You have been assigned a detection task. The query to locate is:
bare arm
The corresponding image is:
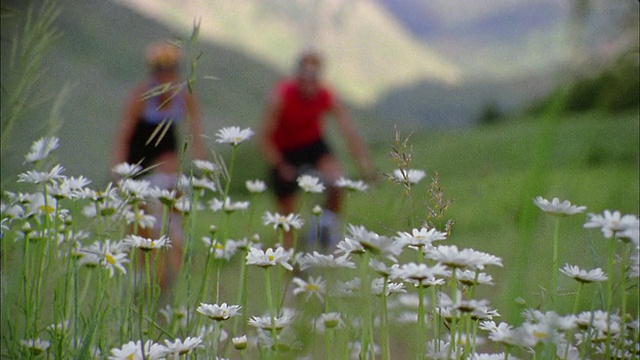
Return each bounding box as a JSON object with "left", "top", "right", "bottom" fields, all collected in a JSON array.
[
  {"left": 184, "top": 92, "right": 206, "bottom": 160},
  {"left": 331, "top": 101, "right": 374, "bottom": 177}
]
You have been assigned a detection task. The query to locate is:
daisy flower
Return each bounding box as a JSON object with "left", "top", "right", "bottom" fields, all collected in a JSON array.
[
  {"left": 108, "top": 340, "right": 166, "bottom": 360},
  {"left": 395, "top": 226, "right": 447, "bottom": 249},
  {"left": 208, "top": 197, "right": 249, "bottom": 213},
  {"left": 246, "top": 246, "right": 293, "bottom": 270},
  {"left": 248, "top": 314, "right": 293, "bottom": 331},
  {"left": 150, "top": 187, "right": 177, "bottom": 206},
  {"left": 320, "top": 312, "right": 342, "bottom": 329},
  {"left": 119, "top": 178, "right": 151, "bottom": 201},
  {"left": 456, "top": 269, "right": 495, "bottom": 286},
  {"left": 481, "top": 321, "right": 517, "bottom": 346},
  {"left": 82, "top": 240, "right": 130, "bottom": 277},
  {"left": 292, "top": 276, "right": 326, "bottom": 302},
  {"left": 124, "top": 235, "right": 170, "bottom": 252},
  {"left": 246, "top": 179, "right": 267, "bottom": 193},
  {"left": 335, "top": 237, "right": 366, "bottom": 255},
  {"left": 584, "top": 210, "right": 639, "bottom": 239},
  {"left": 197, "top": 303, "right": 242, "bottom": 321},
  {"left": 426, "top": 245, "right": 503, "bottom": 270},
  {"left": 371, "top": 277, "right": 406, "bottom": 296},
  {"left": 335, "top": 177, "right": 368, "bottom": 192},
  {"left": 20, "top": 338, "right": 50, "bottom": 355},
  {"left": 297, "top": 251, "right": 356, "bottom": 270},
  {"left": 470, "top": 353, "right": 520, "bottom": 360},
  {"left": 124, "top": 208, "right": 156, "bottom": 229},
  {"left": 346, "top": 224, "right": 402, "bottom": 261},
  {"left": 393, "top": 262, "right": 450, "bottom": 282},
  {"left": 262, "top": 211, "right": 304, "bottom": 232},
  {"left": 392, "top": 168, "right": 426, "bottom": 184},
  {"left": 215, "top": 126, "right": 254, "bottom": 145},
  {"left": 533, "top": 196, "right": 586, "bottom": 217},
  {"left": 297, "top": 175, "right": 325, "bottom": 193},
  {"left": 193, "top": 159, "right": 217, "bottom": 174},
  {"left": 24, "top": 136, "right": 59, "bottom": 163},
  {"left": 232, "top": 335, "right": 248, "bottom": 350},
  {"left": 163, "top": 336, "right": 203, "bottom": 357},
  {"left": 112, "top": 162, "right": 143, "bottom": 178},
  {"left": 559, "top": 264, "right": 608, "bottom": 283},
  {"left": 18, "top": 164, "right": 65, "bottom": 184}
]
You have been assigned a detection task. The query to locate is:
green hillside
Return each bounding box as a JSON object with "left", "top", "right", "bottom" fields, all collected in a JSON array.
[{"left": 0, "top": 0, "right": 389, "bottom": 187}]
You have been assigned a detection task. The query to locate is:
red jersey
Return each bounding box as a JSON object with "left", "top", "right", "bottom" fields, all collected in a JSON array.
[{"left": 271, "top": 79, "right": 335, "bottom": 151}]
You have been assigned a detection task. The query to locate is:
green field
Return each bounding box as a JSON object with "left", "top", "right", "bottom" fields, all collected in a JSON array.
[
  {"left": 2, "top": 109, "right": 638, "bottom": 358},
  {"left": 224, "top": 110, "right": 639, "bottom": 317}
]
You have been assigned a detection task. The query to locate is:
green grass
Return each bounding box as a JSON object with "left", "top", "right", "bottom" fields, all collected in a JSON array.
[
  {"left": 219, "top": 110, "right": 639, "bottom": 321},
  {"left": 1, "top": 110, "right": 637, "bottom": 358}
]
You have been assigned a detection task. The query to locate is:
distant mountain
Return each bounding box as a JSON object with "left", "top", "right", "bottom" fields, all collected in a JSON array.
[{"left": 114, "top": 0, "right": 462, "bottom": 105}]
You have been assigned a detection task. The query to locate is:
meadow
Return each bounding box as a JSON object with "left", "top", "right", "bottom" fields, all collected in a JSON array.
[{"left": 1, "top": 110, "right": 638, "bottom": 359}]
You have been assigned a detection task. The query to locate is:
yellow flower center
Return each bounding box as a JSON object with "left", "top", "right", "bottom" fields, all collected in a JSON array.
[
  {"left": 305, "top": 284, "right": 319, "bottom": 292},
  {"left": 126, "top": 353, "right": 135, "bottom": 360},
  {"left": 39, "top": 205, "right": 55, "bottom": 214},
  {"left": 268, "top": 255, "right": 275, "bottom": 262},
  {"left": 105, "top": 254, "right": 116, "bottom": 265}
]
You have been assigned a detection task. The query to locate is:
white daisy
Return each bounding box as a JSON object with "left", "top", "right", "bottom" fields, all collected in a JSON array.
[
  {"left": 246, "top": 246, "right": 293, "bottom": 270},
  {"left": 456, "top": 269, "right": 495, "bottom": 286},
  {"left": 215, "top": 126, "right": 254, "bottom": 145},
  {"left": 262, "top": 211, "right": 304, "bottom": 232},
  {"left": 297, "top": 251, "right": 356, "bottom": 270},
  {"left": 20, "top": 338, "right": 50, "bottom": 355},
  {"left": 559, "top": 264, "right": 608, "bottom": 283},
  {"left": 232, "top": 335, "right": 248, "bottom": 350},
  {"left": 248, "top": 314, "right": 293, "bottom": 331},
  {"left": 346, "top": 224, "right": 402, "bottom": 261},
  {"left": 196, "top": 303, "right": 242, "bottom": 321},
  {"left": 17, "top": 164, "right": 65, "bottom": 184},
  {"left": 297, "top": 175, "right": 325, "bottom": 193},
  {"left": 584, "top": 210, "right": 639, "bottom": 239},
  {"left": 24, "top": 136, "right": 59, "bottom": 163},
  {"left": 292, "top": 276, "right": 326, "bottom": 302},
  {"left": 320, "top": 312, "right": 342, "bottom": 329},
  {"left": 392, "top": 168, "right": 426, "bottom": 184},
  {"left": 108, "top": 340, "right": 166, "bottom": 360},
  {"left": 163, "top": 336, "right": 203, "bottom": 357},
  {"left": 124, "top": 235, "right": 170, "bottom": 252},
  {"left": 208, "top": 197, "right": 249, "bottom": 213},
  {"left": 112, "top": 162, "right": 143, "bottom": 178},
  {"left": 335, "top": 177, "right": 368, "bottom": 192},
  {"left": 394, "top": 226, "right": 447, "bottom": 249},
  {"left": 193, "top": 159, "right": 217, "bottom": 174},
  {"left": 533, "top": 196, "right": 587, "bottom": 216},
  {"left": 371, "top": 277, "right": 406, "bottom": 296},
  {"left": 246, "top": 179, "right": 267, "bottom": 193}
]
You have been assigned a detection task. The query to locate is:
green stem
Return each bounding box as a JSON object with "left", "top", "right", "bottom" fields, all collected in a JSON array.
[
  {"left": 604, "top": 237, "right": 616, "bottom": 359},
  {"left": 223, "top": 145, "right": 238, "bottom": 197},
  {"left": 448, "top": 269, "right": 459, "bottom": 359},
  {"left": 265, "top": 267, "right": 278, "bottom": 353},
  {"left": 381, "top": 277, "right": 391, "bottom": 360},
  {"left": 551, "top": 217, "right": 560, "bottom": 310},
  {"left": 564, "top": 282, "right": 583, "bottom": 359}
]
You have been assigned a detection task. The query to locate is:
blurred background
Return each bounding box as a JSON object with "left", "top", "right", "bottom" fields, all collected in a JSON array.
[{"left": 1, "top": 0, "right": 638, "bottom": 186}]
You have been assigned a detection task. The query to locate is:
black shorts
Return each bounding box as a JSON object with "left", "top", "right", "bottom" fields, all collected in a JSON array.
[
  {"left": 271, "top": 139, "right": 332, "bottom": 197},
  {"left": 127, "top": 119, "right": 177, "bottom": 170}
]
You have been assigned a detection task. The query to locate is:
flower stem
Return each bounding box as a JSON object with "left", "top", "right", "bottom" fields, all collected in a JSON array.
[
  {"left": 551, "top": 217, "right": 560, "bottom": 310},
  {"left": 265, "top": 267, "right": 278, "bottom": 352}
]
